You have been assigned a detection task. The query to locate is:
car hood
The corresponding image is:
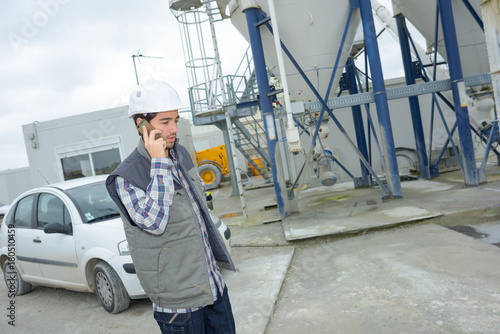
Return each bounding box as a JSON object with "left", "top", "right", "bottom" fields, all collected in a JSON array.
[
  {"left": 76, "top": 217, "right": 127, "bottom": 245},
  {"left": 90, "top": 217, "right": 124, "bottom": 230}
]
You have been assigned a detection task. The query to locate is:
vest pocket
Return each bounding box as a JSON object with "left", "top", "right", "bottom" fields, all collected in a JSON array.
[
  {"left": 157, "top": 235, "right": 209, "bottom": 305},
  {"left": 167, "top": 190, "right": 193, "bottom": 225}
]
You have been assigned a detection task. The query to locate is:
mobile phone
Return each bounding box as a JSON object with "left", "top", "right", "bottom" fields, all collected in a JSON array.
[{"left": 136, "top": 119, "right": 162, "bottom": 140}]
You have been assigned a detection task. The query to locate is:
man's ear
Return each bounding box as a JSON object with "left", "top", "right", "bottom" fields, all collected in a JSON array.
[{"left": 135, "top": 117, "right": 143, "bottom": 127}]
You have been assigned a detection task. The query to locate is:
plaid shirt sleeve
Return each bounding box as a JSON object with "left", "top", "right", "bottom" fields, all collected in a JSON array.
[{"left": 114, "top": 157, "right": 175, "bottom": 235}]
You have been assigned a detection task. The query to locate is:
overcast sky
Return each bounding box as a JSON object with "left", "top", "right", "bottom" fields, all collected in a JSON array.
[
  {"left": 0, "top": 0, "right": 401, "bottom": 172},
  {"left": 0, "top": 0, "right": 252, "bottom": 171}
]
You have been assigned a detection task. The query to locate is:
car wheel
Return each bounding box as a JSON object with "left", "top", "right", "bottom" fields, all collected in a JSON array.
[
  {"left": 93, "top": 261, "right": 130, "bottom": 314},
  {"left": 3, "top": 261, "right": 32, "bottom": 296},
  {"left": 199, "top": 163, "right": 222, "bottom": 190}
]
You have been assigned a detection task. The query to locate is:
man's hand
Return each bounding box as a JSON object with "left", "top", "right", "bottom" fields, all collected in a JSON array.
[{"left": 143, "top": 126, "right": 167, "bottom": 158}]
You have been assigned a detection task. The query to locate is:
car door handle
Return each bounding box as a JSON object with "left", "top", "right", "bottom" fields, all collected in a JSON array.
[{"left": 33, "top": 237, "right": 41, "bottom": 243}]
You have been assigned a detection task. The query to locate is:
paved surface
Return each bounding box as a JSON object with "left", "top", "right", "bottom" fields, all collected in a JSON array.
[
  {"left": 1, "top": 166, "right": 500, "bottom": 333},
  {"left": 266, "top": 224, "right": 500, "bottom": 333},
  {"left": 211, "top": 165, "right": 500, "bottom": 333}
]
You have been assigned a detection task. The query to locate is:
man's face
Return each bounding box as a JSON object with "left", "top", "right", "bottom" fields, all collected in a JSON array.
[{"left": 149, "top": 110, "right": 179, "bottom": 149}]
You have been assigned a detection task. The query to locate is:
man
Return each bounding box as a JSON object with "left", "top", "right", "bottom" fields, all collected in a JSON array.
[{"left": 106, "top": 80, "right": 236, "bottom": 334}]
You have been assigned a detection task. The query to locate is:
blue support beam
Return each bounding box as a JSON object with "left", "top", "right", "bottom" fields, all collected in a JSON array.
[
  {"left": 358, "top": 0, "right": 402, "bottom": 198},
  {"left": 460, "top": 0, "right": 484, "bottom": 31},
  {"left": 259, "top": 10, "right": 391, "bottom": 198},
  {"left": 312, "top": 6, "right": 355, "bottom": 147},
  {"left": 437, "top": 0, "right": 479, "bottom": 186},
  {"left": 261, "top": 15, "right": 391, "bottom": 198},
  {"left": 243, "top": 6, "right": 291, "bottom": 218},
  {"left": 345, "top": 56, "right": 370, "bottom": 186},
  {"left": 395, "top": 14, "right": 430, "bottom": 179}
]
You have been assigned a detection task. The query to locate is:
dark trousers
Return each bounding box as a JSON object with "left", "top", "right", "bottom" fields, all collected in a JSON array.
[{"left": 154, "top": 286, "right": 236, "bottom": 334}]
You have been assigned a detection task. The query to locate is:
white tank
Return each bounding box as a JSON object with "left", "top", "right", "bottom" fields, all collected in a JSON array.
[
  {"left": 392, "top": 0, "right": 489, "bottom": 77},
  {"left": 223, "top": 0, "right": 361, "bottom": 102}
]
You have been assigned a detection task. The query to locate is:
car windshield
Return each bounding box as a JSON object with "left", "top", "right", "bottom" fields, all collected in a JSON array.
[{"left": 65, "top": 181, "right": 120, "bottom": 223}]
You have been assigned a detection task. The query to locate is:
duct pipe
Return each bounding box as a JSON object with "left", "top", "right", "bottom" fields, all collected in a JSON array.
[{"left": 267, "top": 0, "right": 301, "bottom": 154}]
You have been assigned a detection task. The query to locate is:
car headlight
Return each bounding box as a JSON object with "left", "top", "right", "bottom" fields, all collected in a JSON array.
[{"left": 118, "top": 240, "right": 130, "bottom": 256}]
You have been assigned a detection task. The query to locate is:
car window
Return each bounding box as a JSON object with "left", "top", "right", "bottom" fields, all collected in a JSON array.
[
  {"left": 65, "top": 181, "right": 120, "bottom": 223},
  {"left": 37, "top": 193, "right": 72, "bottom": 231},
  {"left": 13, "top": 195, "right": 34, "bottom": 228}
]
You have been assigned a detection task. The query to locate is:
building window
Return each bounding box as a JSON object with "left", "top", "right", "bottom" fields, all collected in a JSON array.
[
  {"left": 62, "top": 153, "right": 91, "bottom": 180},
  {"left": 62, "top": 148, "right": 121, "bottom": 181},
  {"left": 92, "top": 148, "right": 121, "bottom": 175}
]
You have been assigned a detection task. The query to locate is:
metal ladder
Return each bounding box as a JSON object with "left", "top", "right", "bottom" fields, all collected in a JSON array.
[
  {"left": 177, "top": 0, "right": 272, "bottom": 180},
  {"left": 226, "top": 46, "right": 271, "bottom": 180}
]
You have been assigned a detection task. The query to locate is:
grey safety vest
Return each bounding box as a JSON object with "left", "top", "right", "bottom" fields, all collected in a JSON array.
[{"left": 106, "top": 139, "right": 234, "bottom": 309}]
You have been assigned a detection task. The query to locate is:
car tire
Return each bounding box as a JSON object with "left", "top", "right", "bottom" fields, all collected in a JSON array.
[
  {"left": 199, "top": 163, "right": 222, "bottom": 190},
  {"left": 3, "top": 261, "right": 32, "bottom": 296},
  {"left": 94, "top": 261, "right": 130, "bottom": 314}
]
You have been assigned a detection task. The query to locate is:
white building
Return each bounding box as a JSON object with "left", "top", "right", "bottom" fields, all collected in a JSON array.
[{"left": 0, "top": 106, "right": 196, "bottom": 204}]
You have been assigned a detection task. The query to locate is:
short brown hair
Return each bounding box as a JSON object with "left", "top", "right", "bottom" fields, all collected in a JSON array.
[{"left": 133, "top": 113, "right": 156, "bottom": 136}]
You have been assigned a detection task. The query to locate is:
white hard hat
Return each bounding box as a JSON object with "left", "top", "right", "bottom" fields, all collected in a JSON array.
[{"left": 128, "top": 80, "right": 185, "bottom": 118}]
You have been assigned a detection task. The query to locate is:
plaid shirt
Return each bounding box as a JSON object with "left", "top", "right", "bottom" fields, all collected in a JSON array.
[{"left": 115, "top": 151, "right": 225, "bottom": 313}]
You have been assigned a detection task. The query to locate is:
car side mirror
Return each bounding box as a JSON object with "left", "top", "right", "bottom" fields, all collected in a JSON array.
[{"left": 44, "top": 222, "right": 71, "bottom": 234}]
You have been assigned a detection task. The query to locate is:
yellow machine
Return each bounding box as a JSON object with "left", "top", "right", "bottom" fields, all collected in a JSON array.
[{"left": 196, "top": 145, "right": 229, "bottom": 190}]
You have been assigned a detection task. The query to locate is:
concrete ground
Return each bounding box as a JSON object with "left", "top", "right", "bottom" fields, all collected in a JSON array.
[
  {"left": 212, "top": 164, "right": 500, "bottom": 334},
  {"left": 1, "top": 165, "right": 500, "bottom": 333}
]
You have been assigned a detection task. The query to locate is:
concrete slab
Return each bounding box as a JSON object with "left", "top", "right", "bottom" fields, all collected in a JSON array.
[
  {"left": 230, "top": 223, "right": 289, "bottom": 247},
  {"left": 266, "top": 224, "right": 500, "bottom": 334},
  {"left": 225, "top": 246, "right": 295, "bottom": 334},
  {"left": 282, "top": 182, "right": 443, "bottom": 241},
  {"left": 400, "top": 179, "right": 500, "bottom": 218},
  {"left": 283, "top": 202, "right": 441, "bottom": 241}
]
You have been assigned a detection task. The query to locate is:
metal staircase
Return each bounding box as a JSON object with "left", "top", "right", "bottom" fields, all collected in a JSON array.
[
  {"left": 233, "top": 117, "right": 271, "bottom": 179},
  {"left": 171, "top": 0, "right": 271, "bottom": 181},
  {"left": 228, "top": 48, "right": 271, "bottom": 180}
]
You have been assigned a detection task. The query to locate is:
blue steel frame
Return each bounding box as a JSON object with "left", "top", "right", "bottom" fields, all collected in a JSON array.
[
  {"left": 461, "top": 0, "right": 484, "bottom": 31},
  {"left": 353, "top": 62, "right": 388, "bottom": 186},
  {"left": 357, "top": 0, "right": 402, "bottom": 197},
  {"left": 403, "top": 0, "right": 480, "bottom": 181},
  {"left": 394, "top": 14, "right": 430, "bottom": 179},
  {"left": 438, "top": 0, "right": 479, "bottom": 186},
  {"left": 244, "top": 0, "right": 413, "bottom": 200},
  {"left": 403, "top": 3, "right": 495, "bottom": 180},
  {"left": 260, "top": 7, "right": 392, "bottom": 198},
  {"left": 417, "top": 3, "right": 464, "bottom": 176},
  {"left": 244, "top": 7, "right": 290, "bottom": 218},
  {"left": 311, "top": 6, "right": 356, "bottom": 146},
  {"left": 345, "top": 56, "right": 370, "bottom": 186}
]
